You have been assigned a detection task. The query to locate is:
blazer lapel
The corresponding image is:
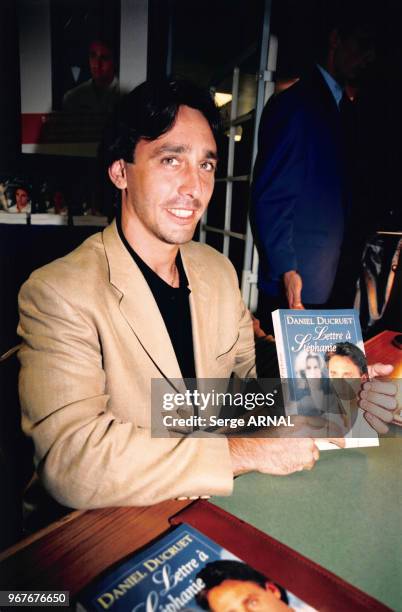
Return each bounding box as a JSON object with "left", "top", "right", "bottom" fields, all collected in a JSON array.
[
  {"left": 102, "top": 221, "right": 183, "bottom": 383},
  {"left": 181, "top": 242, "right": 213, "bottom": 378}
]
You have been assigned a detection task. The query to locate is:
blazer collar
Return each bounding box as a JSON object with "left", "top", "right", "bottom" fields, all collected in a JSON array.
[
  {"left": 102, "top": 221, "right": 213, "bottom": 382},
  {"left": 305, "top": 65, "right": 341, "bottom": 117}
]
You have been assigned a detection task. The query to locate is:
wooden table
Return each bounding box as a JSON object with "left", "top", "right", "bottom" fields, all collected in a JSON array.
[
  {"left": 0, "top": 330, "right": 400, "bottom": 599},
  {"left": 0, "top": 501, "right": 192, "bottom": 595},
  {"left": 212, "top": 329, "right": 402, "bottom": 610}
]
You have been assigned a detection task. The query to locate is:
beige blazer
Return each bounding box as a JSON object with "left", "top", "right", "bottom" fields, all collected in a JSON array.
[{"left": 18, "top": 222, "right": 255, "bottom": 508}]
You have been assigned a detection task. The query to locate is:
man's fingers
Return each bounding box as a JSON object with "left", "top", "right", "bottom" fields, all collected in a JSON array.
[
  {"left": 368, "top": 363, "right": 394, "bottom": 378},
  {"left": 312, "top": 444, "right": 320, "bottom": 461},
  {"left": 364, "top": 412, "right": 390, "bottom": 434},
  {"left": 360, "top": 389, "right": 397, "bottom": 411},
  {"left": 359, "top": 398, "right": 395, "bottom": 423},
  {"left": 362, "top": 379, "right": 397, "bottom": 397},
  {"left": 312, "top": 437, "right": 345, "bottom": 448},
  {"left": 285, "top": 273, "right": 304, "bottom": 309},
  {"left": 326, "top": 437, "right": 346, "bottom": 448},
  {"left": 288, "top": 293, "right": 304, "bottom": 309},
  {"left": 304, "top": 439, "right": 319, "bottom": 469}
]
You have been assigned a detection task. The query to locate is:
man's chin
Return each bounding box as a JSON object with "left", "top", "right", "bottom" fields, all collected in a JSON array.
[{"left": 160, "top": 228, "right": 197, "bottom": 246}]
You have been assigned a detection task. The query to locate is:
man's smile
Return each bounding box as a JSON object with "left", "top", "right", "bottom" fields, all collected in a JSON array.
[{"left": 166, "top": 208, "right": 196, "bottom": 220}]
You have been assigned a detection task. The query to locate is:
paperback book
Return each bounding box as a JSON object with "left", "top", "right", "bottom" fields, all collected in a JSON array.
[
  {"left": 272, "top": 309, "right": 378, "bottom": 449},
  {"left": 76, "top": 523, "right": 315, "bottom": 611}
]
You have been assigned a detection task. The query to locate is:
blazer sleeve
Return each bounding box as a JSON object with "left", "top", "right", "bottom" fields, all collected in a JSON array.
[
  {"left": 251, "top": 96, "right": 307, "bottom": 278},
  {"left": 18, "top": 276, "right": 234, "bottom": 509},
  {"left": 232, "top": 277, "right": 257, "bottom": 380}
]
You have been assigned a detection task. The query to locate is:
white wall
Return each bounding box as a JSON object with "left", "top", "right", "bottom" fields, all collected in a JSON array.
[
  {"left": 120, "top": 0, "right": 148, "bottom": 92},
  {"left": 19, "top": 0, "right": 52, "bottom": 113}
]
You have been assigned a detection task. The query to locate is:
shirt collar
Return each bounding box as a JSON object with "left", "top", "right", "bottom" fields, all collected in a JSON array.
[{"left": 316, "top": 64, "right": 343, "bottom": 108}]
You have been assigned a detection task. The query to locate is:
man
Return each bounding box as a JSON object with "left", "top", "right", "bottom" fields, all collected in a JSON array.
[
  {"left": 17, "top": 80, "right": 396, "bottom": 510},
  {"left": 250, "top": 5, "right": 376, "bottom": 325},
  {"left": 196, "top": 560, "right": 312, "bottom": 611},
  {"left": 8, "top": 186, "right": 31, "bottom": 213},
  {"left": 63, "top": 39, "right": 119, "bottom": 113},
  {"left": 18, "top": 80, "right": 325, "bottom": 510}
]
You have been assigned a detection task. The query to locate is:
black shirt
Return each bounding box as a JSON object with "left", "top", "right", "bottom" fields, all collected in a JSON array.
[{"left": 117, "top": 215, "right": 196, "bottom": 380}]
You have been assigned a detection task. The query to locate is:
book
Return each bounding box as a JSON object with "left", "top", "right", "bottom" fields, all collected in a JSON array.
[
  {"left": 30, "top": 213, "right": 68, "bottom": 225},
  {"left": 0, "top": 211, "right": 28, "bottom": 224},
  {"left": 76, "top": 523, "right": 315, "bottom": 611},
  {"left": 272, "top": 309, "right": 378, "bottom": 449}
]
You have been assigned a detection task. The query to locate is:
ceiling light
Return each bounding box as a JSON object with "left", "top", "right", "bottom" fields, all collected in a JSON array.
[{"left": 214, "top": 92, "right": 232, "bottom": 107}]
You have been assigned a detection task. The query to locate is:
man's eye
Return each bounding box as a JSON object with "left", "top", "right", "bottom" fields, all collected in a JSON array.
[
  {"left": 246, "top": 596, "right": 260, "bottom": 609},
  {"left": 201, "top": 161, "right": 216, "bottom": 172},
  {"left": 161, "top": 157, "right": 179, "bottom": 166}
]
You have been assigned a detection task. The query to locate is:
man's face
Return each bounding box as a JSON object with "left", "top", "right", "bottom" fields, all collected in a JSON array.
[
  {"left": 89, "top": 41, "right": 115, "bottom": 87},
  {"left": 333, "top": 26, "right": 376, "bottom": 84},
  {"left": 15, "top": 188, "right": 28, "bottom": 211},
  {"left": 328, "top": 355, "right": 362, "bottom": 379},
  {"left": 206, "top": 580, "right": 290, "bottom": 612},
  {"left": 121, "top": 105, "right": 217, "bottom": 247},
  {"left": 328, "top": 354, "right": 364, "bottom": 400}
]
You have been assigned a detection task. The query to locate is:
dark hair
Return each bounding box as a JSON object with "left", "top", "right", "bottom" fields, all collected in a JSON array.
[
  {"left": 195, "top": 560, "right": 288, "bottom": 609},
  {"left": 100, "top": 78, "right": 221, "bottom": 168},
  {"left": 325, "top": 342, "right": 368, "bottom": 375},
  {"left": 314, "top": 0, "right": 377, "bottom": 61},
  {"left": 89, "top": 37, "right": 115, "bottom": 54}
]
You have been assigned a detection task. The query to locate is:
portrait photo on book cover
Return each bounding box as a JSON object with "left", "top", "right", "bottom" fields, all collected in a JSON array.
[{"left": 288, "top": 342, "right": 367, "bottom": 411}]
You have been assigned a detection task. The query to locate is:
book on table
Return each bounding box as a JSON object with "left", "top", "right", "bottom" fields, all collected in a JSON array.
[{"left": 76, "top": 522, "right": 315, "bottom": 611}]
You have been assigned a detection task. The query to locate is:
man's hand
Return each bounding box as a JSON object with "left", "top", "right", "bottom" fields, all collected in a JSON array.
[
  {"left": 228, "top": 437, "right": 320, "bottom": 476},
  {"left": 283, "top": 270, "right": 304, "bottom": 309},
  {"left": 359, "top": 363, "right": 400, "bottom": 433},
  {"left": 251, "top": 314, "right": 274, "bottom": 341}
]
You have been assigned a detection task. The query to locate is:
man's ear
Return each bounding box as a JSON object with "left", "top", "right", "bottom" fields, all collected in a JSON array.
[
  {"left": 108, "top": 160, "right": 128, "bottom": 190},
  {"left": 265, "top": 582, "right": 281, "bottom": 599}
]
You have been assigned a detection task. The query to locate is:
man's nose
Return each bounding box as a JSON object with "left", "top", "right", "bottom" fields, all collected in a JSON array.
[{"left": 178, "top": 164, "right": 201, "bottom": 198}]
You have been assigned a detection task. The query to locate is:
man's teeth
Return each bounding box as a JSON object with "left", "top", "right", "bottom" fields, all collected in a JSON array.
[{"left": 168, "top": 208, "right": 194, "bottom": 218}]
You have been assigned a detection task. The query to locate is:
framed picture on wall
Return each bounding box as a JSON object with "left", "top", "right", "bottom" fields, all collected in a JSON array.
[{"left": 19, "top": 0, "right": 148, "bottom": 157}]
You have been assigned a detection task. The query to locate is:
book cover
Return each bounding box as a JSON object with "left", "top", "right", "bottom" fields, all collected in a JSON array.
[
  {"left": 76, "top": 523, "right": 315, "bottom": 611},
  {"left": 271, "top": 309, "right": 378, "bottom": 448}
]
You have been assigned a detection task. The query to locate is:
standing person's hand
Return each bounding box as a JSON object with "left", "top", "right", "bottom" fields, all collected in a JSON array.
[{"left": 283, "top": 270, "right": 304, "bottom": 309}]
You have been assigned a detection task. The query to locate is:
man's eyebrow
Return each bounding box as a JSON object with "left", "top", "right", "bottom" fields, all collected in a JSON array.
[
  {"left": 150, "top": 144, "right": 218, "bottom": 160},
  {"left": 205, "top": 149, "right": 218, "bottom": 161},
  {"left": 150, "top": 144, "right": 190, "bottom": 157}
]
